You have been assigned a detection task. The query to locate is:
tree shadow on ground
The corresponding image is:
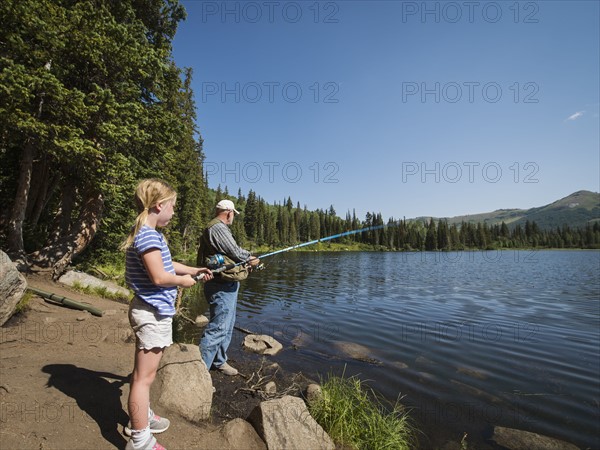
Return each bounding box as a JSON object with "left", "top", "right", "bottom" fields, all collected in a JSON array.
[{"left": 42, "top": 364, "right": 129, "bottom": 449}]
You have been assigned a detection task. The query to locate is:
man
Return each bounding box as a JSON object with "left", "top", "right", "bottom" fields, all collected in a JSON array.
[{"left": 197, "top": 199, "right": 260, "bottom": 376}]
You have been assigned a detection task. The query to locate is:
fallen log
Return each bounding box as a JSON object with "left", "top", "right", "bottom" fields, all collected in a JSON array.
[{"left": 27, "top": 287, "right": 104, "bottom": 317}]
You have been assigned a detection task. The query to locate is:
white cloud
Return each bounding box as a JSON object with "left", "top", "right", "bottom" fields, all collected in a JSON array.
[{"left": 565, "top": 111, "right": 585, "bottom": 121}]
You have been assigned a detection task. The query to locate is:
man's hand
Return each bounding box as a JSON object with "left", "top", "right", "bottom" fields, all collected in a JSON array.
[
  {"left": 247, "top": 257, "right": 261, "bottom": 267},
  {"left": 194, "top": 267, "right": 214, "bottom": 282}
]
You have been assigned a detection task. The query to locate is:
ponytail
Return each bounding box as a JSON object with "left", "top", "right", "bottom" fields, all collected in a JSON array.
[{"left": 120, "top": 179, "right": 177, "bottom": 251}]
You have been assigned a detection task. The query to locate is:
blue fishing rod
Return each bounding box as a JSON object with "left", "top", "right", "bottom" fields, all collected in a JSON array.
[
  {"left": 194, "top": 223, "right": 390, "bottom": 279},
  {"left": 256, "top": 223, "right": 388, "bottom": 260}
]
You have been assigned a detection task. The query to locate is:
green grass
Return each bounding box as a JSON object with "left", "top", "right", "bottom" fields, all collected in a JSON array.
[
  {"left": 307, "top": 372, "right": 416, "bottom": 450},
  {"left": 14, "top": 291, "right": 34, "bottom": 314},
  {"left": 76, "top": 259, "right": 127, "bottom": 288},
  {"left": 71, "top": 281, "right": 131, "bottom": 302}
]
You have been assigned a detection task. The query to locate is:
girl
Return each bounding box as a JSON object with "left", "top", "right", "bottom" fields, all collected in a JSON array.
[{"left": 121, "top": 179, "right": 212, "bottom": 450}]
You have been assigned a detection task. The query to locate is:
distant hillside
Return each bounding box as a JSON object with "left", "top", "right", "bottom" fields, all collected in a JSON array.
[{"left": 436, "top": 191, "right": 600, "bottom": 230}]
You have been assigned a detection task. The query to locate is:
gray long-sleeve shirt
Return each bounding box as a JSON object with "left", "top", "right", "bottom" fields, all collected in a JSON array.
[{"left": 206, "top": 221, "right": 251, "bottom": 263}]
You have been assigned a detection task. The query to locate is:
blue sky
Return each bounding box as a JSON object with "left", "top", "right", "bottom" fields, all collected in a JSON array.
[{"left": 172, "top": 1, "right": 599, "bottom": 221}]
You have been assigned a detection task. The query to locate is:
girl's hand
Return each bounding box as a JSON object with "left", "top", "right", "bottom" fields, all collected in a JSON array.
[{"left": 180, "top": 274, "right": 197, "bottom": 288}]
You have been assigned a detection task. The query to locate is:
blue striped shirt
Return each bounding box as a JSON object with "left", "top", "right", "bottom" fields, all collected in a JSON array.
[{"left": 125, "top": 225, "right": 177, "bottom": 316}]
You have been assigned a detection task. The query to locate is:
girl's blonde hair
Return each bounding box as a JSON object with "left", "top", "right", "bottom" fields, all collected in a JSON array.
[{"left": 120, "top": 178, "right": 177, "bottom": 250}]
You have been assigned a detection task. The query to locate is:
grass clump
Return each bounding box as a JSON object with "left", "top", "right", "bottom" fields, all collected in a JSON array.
[
  {"left": 308, "top": 373, "right": 415, "bottom": 450},
  {"left": 71, "top": 281, "right": 131, "bottom": 302},
  {"left": 14, "top": 291, "right": 34, "bottom": 314}
]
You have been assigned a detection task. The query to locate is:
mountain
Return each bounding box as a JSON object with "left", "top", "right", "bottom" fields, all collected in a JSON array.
[{"left": 437, "top": 191, "right": 600, "bottom": 230}]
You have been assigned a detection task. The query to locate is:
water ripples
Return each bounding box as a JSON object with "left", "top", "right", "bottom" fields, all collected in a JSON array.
[{"left": 224, "top": 251, "right": 599, "bottom": 448}]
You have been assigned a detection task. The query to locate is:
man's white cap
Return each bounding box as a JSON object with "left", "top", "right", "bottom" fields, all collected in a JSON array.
[{"left": 216, "top": 199, "right": 240, "bottom": 215}]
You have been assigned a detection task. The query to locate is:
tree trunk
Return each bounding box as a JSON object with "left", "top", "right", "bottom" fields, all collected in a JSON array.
[
  {"left": 30, "top": 188, "right": 104, "bottom": 279},
  {"left": 26, "top": 153, "right": 56, "bottom": 227},
  {"left": 29, "top": 173, "right": 59, "bottom": 228},
  {"left": 7, "top": 138, "right": 35, "bottom": 258},
  {"left": 6, "top": 70, "right": 48, "bottom": 260},
  {"left": 46, "top": 175, "right": 77, "bottom": 245}
]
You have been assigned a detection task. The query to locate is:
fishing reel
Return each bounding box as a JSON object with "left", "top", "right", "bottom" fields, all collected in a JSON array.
[
  {"left": 207, "top": 253, "right": 265, "bottom": 273},
  {"left": 207, "top": 254, "right": 225, "bottom": 270}
]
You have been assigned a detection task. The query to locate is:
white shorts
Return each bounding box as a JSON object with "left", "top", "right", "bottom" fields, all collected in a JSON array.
[{"left": 128, "top": 296, "right": 173, "bottom": 350}]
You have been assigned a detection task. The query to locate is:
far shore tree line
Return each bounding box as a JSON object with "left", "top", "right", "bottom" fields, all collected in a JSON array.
[
  {"left": 214, "top": 187, "right": 600, "bottom": 253},
  {"left": 1, "top": 0, "right": 597, "bottom": 279}
]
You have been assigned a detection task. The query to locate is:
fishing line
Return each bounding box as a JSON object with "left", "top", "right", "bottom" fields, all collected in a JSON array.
[{"left": 193, "top": 222, "right": 396, "bottom": 281}]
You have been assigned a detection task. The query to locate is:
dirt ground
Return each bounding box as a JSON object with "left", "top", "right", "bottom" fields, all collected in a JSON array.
[{"left": 0, "top": 273, "right": 311, "bottom": 450}]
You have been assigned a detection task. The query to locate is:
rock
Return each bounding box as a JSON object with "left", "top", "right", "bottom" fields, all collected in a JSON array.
[
  {"left": 418, "top": 372, "right": 438, "bottom": 383},
  {"left": 194, "top": 315, "right": 209, "bottom": 327},
  {"left": 303, "top": 384, "right": 323, "bottom": 404},
  {"left": 456, "top": 366, "right": 489, "bottom": 380},
  {"left": 150, "top": 343, "right": 213, "bottom": 422},
  {"left": 0, "top": 251, "right": 28, "bottom": 326},
  {"left": 248, "top": 395, "right": 334, "bottom": 450},
  {"left": 333, "top": 341, "right": 382, "bottom": 365},
  {"left": 450, "top": 380, "right": 503, "bottom": 404},
  {"left": 243, "top": 334, "right": 283, "bottom": 355},
  {"left": 58, "top": 270, "right": 130, "bottom": 298},
  {"left": 392, "top": 361, "right": 409, "bottom": 369},
  {"left": 492, "top": 426, "right": 579, "bottom": 450},
  {"left": 221, "top": 418, "right": 267, "bottom": 449},
  {"left": 265, "top": 363, "right": 280, "bottom": 374},
  {"left": 291, "top": 332, "right": 312, "bottom": 348},
  {"left": 264, "top": 381, "right": 276, "bottom": 395},
  {"left": 205, "top": 418, "right": 266, "bottom": 449},
  {"left": 333, "top": 341, "right": 371, "bottom": 359},
  {"left": 415, "top": 355, "right": 435, "bottom": 365}
]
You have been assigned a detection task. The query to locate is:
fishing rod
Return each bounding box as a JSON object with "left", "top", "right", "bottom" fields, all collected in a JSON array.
[
  {"left": 256, "top": 223, "right": 389, "bottom": 260},
  {"left": 193, "top": 222, "right": 393, "bottom": 280}
]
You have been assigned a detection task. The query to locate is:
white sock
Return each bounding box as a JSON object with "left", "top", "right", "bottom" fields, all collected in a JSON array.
[{"left": 130, "top": 425, "right": 151, "bottom": 448}]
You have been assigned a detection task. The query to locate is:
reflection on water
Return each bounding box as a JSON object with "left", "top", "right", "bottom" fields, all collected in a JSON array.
[{"left": 189, "top": 250, "right": 600, "bottom": 448}]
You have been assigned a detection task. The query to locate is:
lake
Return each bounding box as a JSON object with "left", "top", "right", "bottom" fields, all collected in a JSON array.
[{"left": 188, "top": 250, "right": 599, "bottom": 448}]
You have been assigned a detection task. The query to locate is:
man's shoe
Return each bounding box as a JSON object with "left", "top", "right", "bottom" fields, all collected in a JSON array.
[
  {"left": 124, "top": 413, "right": 170, "bottom": 437},
  {"left": 215, "top": 362, "right": 238, "bottom": 376}
]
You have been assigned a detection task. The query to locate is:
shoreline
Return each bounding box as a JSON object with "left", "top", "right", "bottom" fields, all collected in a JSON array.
[
  {"left": 1, "top": 272, "right": 591, "bottom": 449},
  {"left": 0, "top": 274, "right": 319, "bottom": 449}
]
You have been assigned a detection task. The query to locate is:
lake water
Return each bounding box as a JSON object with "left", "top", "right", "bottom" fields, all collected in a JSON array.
[{"left": 189, "top": 250, "right": 599, "bottom": 448}]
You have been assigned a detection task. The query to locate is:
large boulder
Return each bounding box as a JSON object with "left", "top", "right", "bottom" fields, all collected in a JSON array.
[
  {"left": 0, "top": 251, "right": 28, "bottom": 326},
  {"left": 58, "top": 270, "right": 130, "bottom": 299},
  {"left": 150, "top": 343, "right": 213, "bottom": 422},
  {"left": 491, "top": 426, "right": 579, "bottom": 450},
  {"left": 248, "top": 395, "right": 334, "bottom": 450},
  {"left": 204, "top": 418, "right": 267, "bottom": 449}
]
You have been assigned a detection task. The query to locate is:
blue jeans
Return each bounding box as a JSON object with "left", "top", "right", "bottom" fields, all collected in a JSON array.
[{"left": 200, "top": 280, "right": 239, "bottom": 368}]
